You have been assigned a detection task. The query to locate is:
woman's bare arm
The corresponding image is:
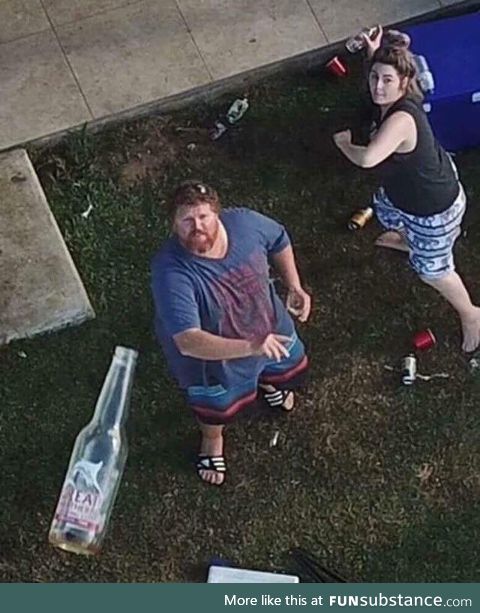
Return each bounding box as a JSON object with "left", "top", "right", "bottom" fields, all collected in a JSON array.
[{"left": 333, "top": 111, "right": 416, "bottom": 168}]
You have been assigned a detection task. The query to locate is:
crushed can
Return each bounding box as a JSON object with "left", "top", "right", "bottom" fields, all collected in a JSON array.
[{"left": 209, "top": 120, "right": 228, "bottom": 141}]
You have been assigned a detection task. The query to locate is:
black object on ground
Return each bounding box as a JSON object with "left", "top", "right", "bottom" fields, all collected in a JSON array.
[{"left": 290, "top": 547, "right": 351, "bottom": 583}]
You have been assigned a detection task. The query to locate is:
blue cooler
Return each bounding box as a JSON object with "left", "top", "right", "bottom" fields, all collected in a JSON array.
[{"left": 404, "top": 12, "right": 480, "bottom": 152}]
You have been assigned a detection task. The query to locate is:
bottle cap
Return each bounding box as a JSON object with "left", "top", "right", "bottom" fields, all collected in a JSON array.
[{"left": 114, "top": 346, "right": 138, "bottom": 363}]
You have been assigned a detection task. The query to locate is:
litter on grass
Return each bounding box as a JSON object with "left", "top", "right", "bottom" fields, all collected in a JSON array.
[
  {"left": 81, "top": 203, "right": 94, "bottom": 219},
  {"left": 269, "top": 430, "right": 280, "bottom": 448},
  {"left": 384, "top": 364, "right": 449, "bottom": 381}
]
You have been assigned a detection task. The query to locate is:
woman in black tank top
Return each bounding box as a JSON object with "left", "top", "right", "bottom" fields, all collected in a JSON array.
[{"left": 332, "top": 32, "right": 480, "bottom": 353}]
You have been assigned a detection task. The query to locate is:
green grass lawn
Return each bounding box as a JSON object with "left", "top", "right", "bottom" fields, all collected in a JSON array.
[{"left": 1, "top": 64, "right": 480, "bottom": 582}]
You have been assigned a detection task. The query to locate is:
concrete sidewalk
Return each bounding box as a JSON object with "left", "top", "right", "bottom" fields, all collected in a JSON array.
[
  {"left": 0, "top": 0, "right": 468, "bottom": 151},
  {"left": 0, "top": 148, "right": 94, "bottom": 345}
]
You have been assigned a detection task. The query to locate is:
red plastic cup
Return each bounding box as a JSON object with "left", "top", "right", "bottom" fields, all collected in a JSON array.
[
  {"left": 413, "top": 328, "right": 436, "bottom": 351},
  {"left": 325, "top": 56, "right": 348, "bottom": 77}
]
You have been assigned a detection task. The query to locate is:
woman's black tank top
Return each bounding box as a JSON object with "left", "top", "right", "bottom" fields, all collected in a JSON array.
[{"left": 375, "top": 96, "right": 458, "bottom": 216}]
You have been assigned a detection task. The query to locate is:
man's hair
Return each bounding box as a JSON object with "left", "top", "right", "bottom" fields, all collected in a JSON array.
[
  {"left": 369, "top": 45, "right": 423, "bottom": 100},
  {"left": 168, "top": 180, "right": 221, "bottom": 219}
]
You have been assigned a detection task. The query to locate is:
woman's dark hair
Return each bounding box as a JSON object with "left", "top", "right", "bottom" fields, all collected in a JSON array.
[
  {"left": 168, "top": 180, "right": 221, "bottom": 220},
  {"left": 369, "top": 45, "right": 423, "bottom": 100}
]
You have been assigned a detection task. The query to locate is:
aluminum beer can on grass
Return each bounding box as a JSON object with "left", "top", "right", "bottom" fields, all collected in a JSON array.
[
  {"left": 348, "top": 207, "right": 373, "bottom": 230},
  {"left": 412, "top": 328, "right": 436, "bottom": 352},
  {"left": 401, "top": 354, "right": 417, "bottom": 385}
]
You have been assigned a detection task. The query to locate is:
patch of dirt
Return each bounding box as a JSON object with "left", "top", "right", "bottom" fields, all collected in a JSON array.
[
  {"left": 115, "top": 118, "right": 214, "bottom": 187},
  {"left": 118, "top": 126, "right": 180, "bottom": 187}
]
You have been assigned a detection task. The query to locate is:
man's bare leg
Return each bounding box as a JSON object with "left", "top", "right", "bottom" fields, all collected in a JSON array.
[
  {"left": 421, "top": 271, "right": 480, "bottom": 352},
  {"left": 198, "top": 423, "right": 225, "bottom": 485},
  {"left": 375, "top": 230, "right": 409, "bottom": 253}
]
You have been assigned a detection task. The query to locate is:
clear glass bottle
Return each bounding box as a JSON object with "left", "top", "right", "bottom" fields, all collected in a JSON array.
[
  {"left": 226, "top": 97, "right": 249, "bottom": 124},
  {"left": 345, "top": 26, "right": 378, "bottom": 53},
  {"left": 346, "top": 26, "right": 410, "bottom": 54},
  {"left": 209, "top": 119, "right": 228, "bottom": 140},
  {"left": 48, "top": 346, "right": 138, "bottom": 555}
]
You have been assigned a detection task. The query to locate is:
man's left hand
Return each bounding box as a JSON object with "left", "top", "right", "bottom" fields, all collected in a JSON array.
[
  {"left": 286, "top": 286, "right": 312, "bottom": 323},
  {"left": 333, "top": 129, "right": 352, "bottom": 149}
]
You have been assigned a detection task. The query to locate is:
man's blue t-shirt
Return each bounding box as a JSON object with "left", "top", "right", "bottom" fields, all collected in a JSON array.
[{"left": 151, "top": 208, "right": 296, "bottom": 390}]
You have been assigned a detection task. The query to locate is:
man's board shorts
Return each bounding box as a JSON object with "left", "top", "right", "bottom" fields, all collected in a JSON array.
[
  {"left": 185, "top": 333, "right": 308, "bottom": 425},
  {"left": 373, "top": 183, "right": 466, "bottom": 279}
]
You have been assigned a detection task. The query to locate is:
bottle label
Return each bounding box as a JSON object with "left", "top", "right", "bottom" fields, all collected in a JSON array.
[{"left": 54, "top": 460, "right": 104, "bottom": 532}]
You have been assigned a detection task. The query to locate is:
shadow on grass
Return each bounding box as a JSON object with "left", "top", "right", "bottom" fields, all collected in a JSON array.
[{"left": 363, "top": 507, "right": 480, "bottom": 582}]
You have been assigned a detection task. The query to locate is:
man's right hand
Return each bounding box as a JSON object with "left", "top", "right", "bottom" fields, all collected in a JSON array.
[{"left": 250, "top": 334, "right": 291, "bottom": 362}]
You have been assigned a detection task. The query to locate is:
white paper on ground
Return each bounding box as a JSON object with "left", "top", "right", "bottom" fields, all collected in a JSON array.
[{"left": 207, "top": 565, "right": 299, "bottom": 583}]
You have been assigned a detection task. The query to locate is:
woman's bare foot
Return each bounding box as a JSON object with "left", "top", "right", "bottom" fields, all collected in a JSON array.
[
  {"left": 421, "top": 273, "right": 480, "bottom": 354},
  {"left": 461, "top": 306, "right": 480, "bottom": 353},
  {"left": 375, "top": 231, "right": 409, "bottom": 253},
  {"left": 198, "top": 424, "right": 225, "bottom": 486},
  {"left": 284, "top": 390, "right": 295, "bottom": 411}
]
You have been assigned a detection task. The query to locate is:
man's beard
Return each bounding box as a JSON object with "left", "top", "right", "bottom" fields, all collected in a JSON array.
[{"left": 184, "top": 221, "right": 220, "bottom": 254}]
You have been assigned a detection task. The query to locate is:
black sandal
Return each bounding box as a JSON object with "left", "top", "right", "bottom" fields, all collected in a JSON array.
[
  {"left": 262, "top": 388, "right": 295, "bottom": 412},
  {"left": 196, "top": 454, "right": 226, "bottom": 483}
]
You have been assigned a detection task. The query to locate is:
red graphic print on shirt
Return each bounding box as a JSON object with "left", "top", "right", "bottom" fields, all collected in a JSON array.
[{"left": 211, "top": 252, "right": 275, "bottom": 341}]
